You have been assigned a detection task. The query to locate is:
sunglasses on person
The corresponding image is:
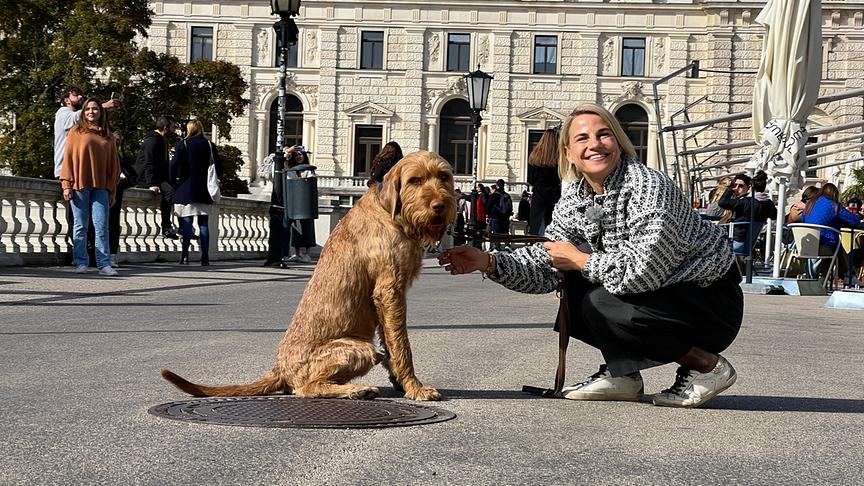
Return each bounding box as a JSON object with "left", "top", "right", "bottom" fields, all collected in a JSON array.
[{"left": 732, "top": 183, "right": 748, "bottom": 188}]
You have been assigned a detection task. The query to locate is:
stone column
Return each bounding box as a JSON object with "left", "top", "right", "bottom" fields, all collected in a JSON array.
[
  {"left": 401, "top": 28, "right": 426, "bottom": 154},
  {"left": 315, "top": 27, "right": 340, "bottom": 175},
  {"left": 486, "top": 30, "right": 514, "bottom": 180},
  {"left": 253, "top": 113, "right": 267, "bottom": 180}
]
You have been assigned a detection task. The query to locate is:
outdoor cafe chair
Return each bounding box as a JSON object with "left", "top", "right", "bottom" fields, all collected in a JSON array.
[
  {"left": 718, "top": 221, "right": 764, "bottom": 258},
  {"left": 783, "top": 223, "right": 841, "bottom": 289}
]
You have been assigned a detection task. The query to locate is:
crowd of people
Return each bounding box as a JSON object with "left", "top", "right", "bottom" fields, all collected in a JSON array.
[{"left": 54, "top": 85, "right": 223, "bottom": 275}]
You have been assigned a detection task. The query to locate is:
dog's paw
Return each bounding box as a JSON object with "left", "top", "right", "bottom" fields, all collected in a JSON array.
[
  {"left": 348, "top": 386, "right": 380, "bottom": 400},
  {"left": 404, "top": 386, "right": 441, "bottom": 401}
]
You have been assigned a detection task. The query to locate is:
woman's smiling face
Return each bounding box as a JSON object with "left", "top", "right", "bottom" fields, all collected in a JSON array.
[
  {"left": 83, "top": 101, "right": 101, "bottom": 125},
  {"left": 564, "top": 113, "right": 622, "bottom": 184}
]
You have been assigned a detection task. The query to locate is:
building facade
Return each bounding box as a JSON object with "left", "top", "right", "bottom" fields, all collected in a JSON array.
[{"left": 145, "top": 0, "right": 864, "bottom": 192}]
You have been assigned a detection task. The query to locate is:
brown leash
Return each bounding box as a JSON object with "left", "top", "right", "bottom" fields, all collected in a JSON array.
[{"left": 449, "top": 227, "right": 568, "bottom": 398}]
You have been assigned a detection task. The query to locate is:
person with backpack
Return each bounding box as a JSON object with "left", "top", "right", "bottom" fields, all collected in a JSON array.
[{"left": 487, "top": 179, "right": 513, "bottom": 250}]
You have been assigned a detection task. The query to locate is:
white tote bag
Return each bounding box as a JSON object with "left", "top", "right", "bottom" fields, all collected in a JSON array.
[{"left": 205, "top": 141, "right": 221, "bottom": 203}]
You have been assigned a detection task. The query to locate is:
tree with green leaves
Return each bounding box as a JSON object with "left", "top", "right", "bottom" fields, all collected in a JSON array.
[
  {"left": 0, "top": 0, "right": 249, "bottom": 196},
  {"left": 842, "top": 165, "right": 864, "bottom": 203}
]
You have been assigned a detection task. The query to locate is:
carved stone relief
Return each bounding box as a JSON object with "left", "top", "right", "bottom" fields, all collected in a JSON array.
[
  {"left": 477, "top": 33, "right": 490, "bottom": 66},
  {"left": 602, "top": 36, "right": 615, "bottom": 75},
  {"left": 294, "top": 85, "right": 319, "bottom": 110},
  {"left": 427, "top": 32, "right": 440, "bottom": 64},
  {"left": 256, "top": 28, "right": 269, "bottom": 67},
  {"left": 446, "top": 76, "right": 466, "bottom": 94},
  {"left": 653, "top": 37, "right": 665, "bottom": 73},
  {"left": 623, "top": 81, "right": 644, "bottom": 98},
  {"left": 306, "top": 30, "right": 318, "bottom": 63}
]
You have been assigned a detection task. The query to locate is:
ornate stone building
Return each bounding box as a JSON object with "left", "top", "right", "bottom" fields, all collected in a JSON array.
[{"left": 145, "top": 0, "right": 864, "bottom": 189}]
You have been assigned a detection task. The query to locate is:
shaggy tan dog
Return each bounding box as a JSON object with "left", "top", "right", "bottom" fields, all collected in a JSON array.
[{"left": 161, "top": 151, "right": 457, "bottom": 400}]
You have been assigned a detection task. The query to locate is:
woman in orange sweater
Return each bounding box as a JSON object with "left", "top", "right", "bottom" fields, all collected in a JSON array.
[{"left": 60, "top": 98, "right": 120, "bottom": 276}]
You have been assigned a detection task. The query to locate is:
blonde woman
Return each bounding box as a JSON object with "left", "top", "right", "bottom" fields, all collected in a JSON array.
[
  {"left": 169, "top": 120, "right": 222, "bottom": 266},
  {"left": 440, "top": 103, "right": 742, "bottom": 409},
  {"left": 60, "top": 98, "right": 120, "bottom": 276}
]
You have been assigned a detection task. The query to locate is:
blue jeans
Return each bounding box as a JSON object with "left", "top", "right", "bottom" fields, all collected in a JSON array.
[{"left": 71, "top": 188, "right": 110, "bottom": 268}]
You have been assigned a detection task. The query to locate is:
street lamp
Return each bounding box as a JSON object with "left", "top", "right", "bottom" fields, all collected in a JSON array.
[
  {"left": 463, "top": 65, "right": 493, "bottom": 246},
  {"left": 266, "top": 0, "right": 301, "bottom": 265}
]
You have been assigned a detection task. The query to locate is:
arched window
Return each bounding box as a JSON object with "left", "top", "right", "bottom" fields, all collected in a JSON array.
[
  {"left": 438, "top": 99, "right": 473, "bottom": 176},
  {"left": 615, "top": 104, "right": 649, "bottom": 163},
  {"left": 268, "top": 95, "right": 304, "bottom": 154}
]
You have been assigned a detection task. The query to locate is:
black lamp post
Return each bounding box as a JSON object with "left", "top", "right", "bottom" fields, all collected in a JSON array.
[
  {"left": 463, "top": 65, "right": 493, "bottom": 246},
  {"left": 266, "top": 0, "right": 301, "bottom": 265}
]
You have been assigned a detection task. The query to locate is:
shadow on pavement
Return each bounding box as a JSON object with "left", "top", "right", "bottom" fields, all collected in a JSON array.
[
  {"left": 375, "top": 386, "right": 540, "bottom": 400},
  {"left": 707, "top": 395, "right": 864, "bottom": 413},
  {"left": 413, "top": 322, "right": 551, "bottom": 330}
]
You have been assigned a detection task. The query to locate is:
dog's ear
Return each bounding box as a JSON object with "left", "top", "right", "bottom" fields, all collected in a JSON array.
[{"left": 378, "top": 160, "right": 403, "bottom": 218}]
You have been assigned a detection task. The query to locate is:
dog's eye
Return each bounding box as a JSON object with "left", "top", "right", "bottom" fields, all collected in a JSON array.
[
  {"left": 438, "top": 174, "right": 450, "bottom": 183},
  {"left": 408, "top": 177, "right": 422, "bottom": 185}
]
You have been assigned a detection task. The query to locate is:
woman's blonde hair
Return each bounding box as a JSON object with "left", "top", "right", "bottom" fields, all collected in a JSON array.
[
  {"left": 557, "top": 103, "right": 637, "bottom": 182},
  {"left": 528, "top": 128, "right": 559, "bottom": 168},
  {"left": 185, "top": 119, "right": 204, "bottom": 139}
]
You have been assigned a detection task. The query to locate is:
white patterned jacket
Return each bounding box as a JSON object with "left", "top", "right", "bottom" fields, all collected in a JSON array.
[{"left": 492, "top": 158, "right": 734, "bottom": 295}]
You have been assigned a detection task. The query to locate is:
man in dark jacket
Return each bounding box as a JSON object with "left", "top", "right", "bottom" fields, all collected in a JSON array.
[
  {"left": 487, "top": 179, "right": 513, "bottom": 250},
  {"left": 718, "top": 172, "right": 777, "bottom": 256},
  {"left": 135, "top": 116, "right": 178, "bottom": 239}
]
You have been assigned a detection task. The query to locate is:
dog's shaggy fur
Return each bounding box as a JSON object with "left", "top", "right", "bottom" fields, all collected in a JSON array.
[{"left": 161, "top": 151, "right": 457, "bottom": 400}]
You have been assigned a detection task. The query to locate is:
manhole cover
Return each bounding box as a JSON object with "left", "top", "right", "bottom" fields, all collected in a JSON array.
[{"left": 148, "top": 396, "right": 456, "bottom": 429}]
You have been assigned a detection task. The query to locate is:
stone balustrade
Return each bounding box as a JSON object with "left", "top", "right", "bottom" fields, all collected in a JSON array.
[
  {"left": 1, "top": 174, "right": 527, "bottom": 266},
  {"left": 0, "top": 176, "right": 270, "bottom": 266}
]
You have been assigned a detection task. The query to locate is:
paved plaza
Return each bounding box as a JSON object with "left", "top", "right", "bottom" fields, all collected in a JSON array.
[{"left": 1, "top": 260, "right": 862, "bottom": 485}]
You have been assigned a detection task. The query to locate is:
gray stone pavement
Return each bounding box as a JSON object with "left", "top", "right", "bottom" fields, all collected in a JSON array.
[{"left": 1, "top": 260, "right": 862, "bottom": 485}]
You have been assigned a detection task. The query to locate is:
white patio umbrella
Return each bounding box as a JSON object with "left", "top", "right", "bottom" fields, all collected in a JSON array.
[{"left": 745, "top": 0, "right": 822, "bottom": 278}]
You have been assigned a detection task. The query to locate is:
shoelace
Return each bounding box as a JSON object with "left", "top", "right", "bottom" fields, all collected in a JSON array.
[
  {"left": 663, "top": 367, "right": 695, "bottom": 394},
  {"left": 567, "top": 364, "right": 608, "bottom": 389}
]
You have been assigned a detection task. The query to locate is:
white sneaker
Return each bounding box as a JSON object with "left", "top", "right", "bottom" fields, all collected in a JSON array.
[
  {"left": 562, "top": 365, "right": 644, "bottom": 401},
  {"left": 284, "top": 255, "right": 300, "bottom": 263},
  {"left": 74, "top": 265, "right": 88, "bottom": 274},
  {"left": 653, "top": 355, "right": 737, "bottom": 408},
  {"left": 98, "top": 266, "right": 119, "bottom": 277},
  {"left": 299, "top": 254, "right": 312, "bottom": 263}
]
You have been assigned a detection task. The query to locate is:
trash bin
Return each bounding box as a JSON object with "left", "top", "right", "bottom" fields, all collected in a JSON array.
[{"left": 284, "top": 164, "right": 318, "bottom": 220}]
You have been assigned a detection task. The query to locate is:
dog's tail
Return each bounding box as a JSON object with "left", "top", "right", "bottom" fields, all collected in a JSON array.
[{"left": 160, "top": 369, "right": 286, "bottom": 397}]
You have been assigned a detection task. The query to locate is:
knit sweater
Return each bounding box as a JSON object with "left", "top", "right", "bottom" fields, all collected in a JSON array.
[
  {"left": 492, "top": 158, "right": 735, "bottom": 295},
  {"left": 60, "top": 127, "right": 120, "bottom": 199}
]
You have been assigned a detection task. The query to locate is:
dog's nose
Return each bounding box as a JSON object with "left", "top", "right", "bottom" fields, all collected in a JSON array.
[{"left": 431, "top": 200, "right": 445, "bottom": 213}]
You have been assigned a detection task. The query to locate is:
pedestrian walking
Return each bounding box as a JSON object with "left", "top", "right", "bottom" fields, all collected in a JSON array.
[{"left": 169, "top": 120, "right": 222, "bottom": 266}]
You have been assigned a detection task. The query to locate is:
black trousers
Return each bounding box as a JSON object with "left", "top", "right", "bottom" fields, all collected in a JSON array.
[
  {"left": 157, "top": 182, "right": 175, "bottom": 231},
  {"left": 557, "top": 264, "right": 743, "bottom": 377}
]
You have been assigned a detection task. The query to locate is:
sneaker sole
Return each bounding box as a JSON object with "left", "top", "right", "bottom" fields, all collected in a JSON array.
[
  {"left": 652, "top": 370, "right": 738, "bottom": 409},
  {"left": 563, "top": 389, "right": 644, "bottom": 402}
]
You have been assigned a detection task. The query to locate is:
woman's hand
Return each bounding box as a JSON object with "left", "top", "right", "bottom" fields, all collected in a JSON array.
[
  {"left": 438, "top": 245, "right": 489, "bottom": 275},
  {"left": 63, "top": 188, "right": 72, "bottom": 201},
  {"left": 542, "top": 241, "right": 589, "bottom": 272}
]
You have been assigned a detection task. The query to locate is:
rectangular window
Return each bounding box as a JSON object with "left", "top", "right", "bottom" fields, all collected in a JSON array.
[
  {"left": 447, "top": 34, "right": 471, "bottom": 72},
  {"left": 360, "top": 31, "right": 384, "bottom": 70},
  {"left": 354, "top": 125, "right": 383, "bottom": 177},
  {"left": 533, "top": 36, "right": 558, "bottom": 75},
  {"left": 805, "top": 136, "right": 819, "bottom": 178},
  {"left": 191, "top": 27, "right": 214, "bottom": 62},
  {"left": 621, "top": 38, "right": 646, "bottom": 77},
  {"left": 438, "top": 122, "right": 474, "bottom": 176},
  {"left": 275, "top": 35, "right": 299, "bottom": 68}
]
